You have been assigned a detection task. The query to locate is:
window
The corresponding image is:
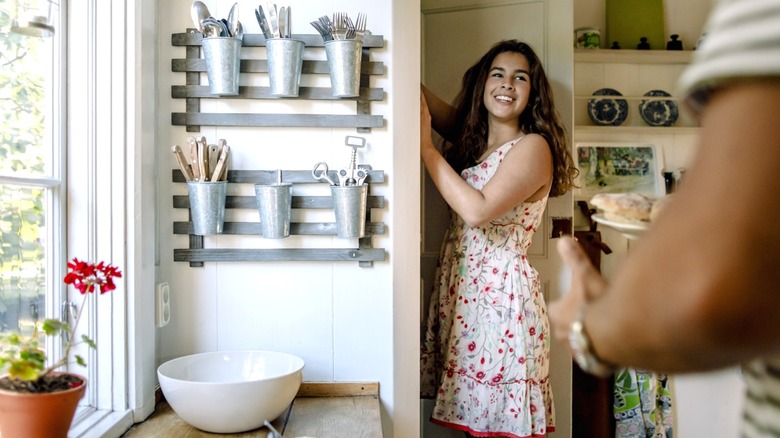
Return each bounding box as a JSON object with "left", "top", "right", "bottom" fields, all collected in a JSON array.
[
  {"left": 0, "top": 0, "right": 64, "bottom": 366},
  {"left": 2, "top": 1, "right": 155, "bottom": 434}
]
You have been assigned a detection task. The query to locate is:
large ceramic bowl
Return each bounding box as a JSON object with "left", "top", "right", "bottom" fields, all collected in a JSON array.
[{"left": 157, "top": 350, "right": 304, "bottom": 433}]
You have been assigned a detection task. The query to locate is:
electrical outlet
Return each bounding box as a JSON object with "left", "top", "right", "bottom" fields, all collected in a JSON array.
[{"left": 156, "top": 282, "right": 171, "bottom": 328}]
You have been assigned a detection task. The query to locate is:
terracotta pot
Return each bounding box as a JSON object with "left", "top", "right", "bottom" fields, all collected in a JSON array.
[{"left": 0, "top": 373, "right": 86, "bottom": 438}]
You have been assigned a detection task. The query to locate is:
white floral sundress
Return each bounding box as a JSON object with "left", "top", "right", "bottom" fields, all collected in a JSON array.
[{"left": 421, "top": 138, "right": 555, "bottom": 438}]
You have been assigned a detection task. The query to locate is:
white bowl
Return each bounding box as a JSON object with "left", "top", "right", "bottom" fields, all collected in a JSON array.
[{"left": 157, "top": 350, "right": 304, "bottom": 433}]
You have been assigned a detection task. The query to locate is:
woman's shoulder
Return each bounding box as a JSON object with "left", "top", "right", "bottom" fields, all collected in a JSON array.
[{"left": 508, "top": 133, "right": 551, "bottom": 154}]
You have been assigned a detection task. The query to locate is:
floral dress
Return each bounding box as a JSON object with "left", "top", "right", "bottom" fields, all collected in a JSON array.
[{"left": 421, "top": 138, "right": 555, "bottom": 438}]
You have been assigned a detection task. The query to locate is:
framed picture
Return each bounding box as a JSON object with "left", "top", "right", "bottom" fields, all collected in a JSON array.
[{"left": 574, "top": 142, "right": 665, "bottom": 200}]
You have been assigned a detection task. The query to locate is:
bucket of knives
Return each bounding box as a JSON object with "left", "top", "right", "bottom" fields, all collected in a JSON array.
[
  {"left": 188, "top": 180, "right": 228, "bottom": 235},
  {"left": 330, "top": 184, "right": 368, "bottom": 238},
  {"left": 266, "top": 38, "right": 305, "bottom": 97},
  {"left": 202, "top": 36, "right": 242, "bottom": 96}
]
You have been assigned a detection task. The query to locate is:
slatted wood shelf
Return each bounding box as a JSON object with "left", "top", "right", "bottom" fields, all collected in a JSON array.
[
  {"left": 171, "top": 31, "right": 386, "bottom": 132},
  {"left": 172, "top": 169, "right": 387, "bottom": 267}
]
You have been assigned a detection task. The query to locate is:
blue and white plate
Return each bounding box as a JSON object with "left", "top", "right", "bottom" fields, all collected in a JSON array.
[
  {"left": 639, "top": 90, "right": 679, "bottom": 127},
  {"left": 588, "top": 88, "right": 628, "bottom": 126}
]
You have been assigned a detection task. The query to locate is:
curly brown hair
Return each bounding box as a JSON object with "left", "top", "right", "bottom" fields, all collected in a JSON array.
[{"left": 442, "top": 40, "right": 577, "bottom": 197}]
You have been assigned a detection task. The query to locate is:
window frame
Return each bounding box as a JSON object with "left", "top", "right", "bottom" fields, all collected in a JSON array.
[{"left": 64, "top": 0, "right": 158, "bottom": 435}]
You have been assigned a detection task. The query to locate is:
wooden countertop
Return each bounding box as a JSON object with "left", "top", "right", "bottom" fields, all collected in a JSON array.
[{"left": 122, "top": 382, "right": 382, "bottom": 437}]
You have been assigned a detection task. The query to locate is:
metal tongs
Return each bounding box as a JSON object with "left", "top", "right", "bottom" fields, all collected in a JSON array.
[
  {"left": 337, "top": 135, "right": 368, "bottom": 186},
  {"left": 264, "top": 420, "right": 283, "bottom": 438}
]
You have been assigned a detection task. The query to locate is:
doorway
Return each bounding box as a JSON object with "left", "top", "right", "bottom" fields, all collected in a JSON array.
[{"left": 420, "top": 0, "right": 574, "bottom": 436}]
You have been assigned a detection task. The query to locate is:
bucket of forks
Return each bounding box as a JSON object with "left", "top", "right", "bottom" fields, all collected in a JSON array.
[{"left": 324, "top": 39, "right": 362, "bottom": 98}]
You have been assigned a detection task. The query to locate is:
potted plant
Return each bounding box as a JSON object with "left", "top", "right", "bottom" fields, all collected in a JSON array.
[{"left": 0, "top": 258, "right": 122, "bottom": 438}]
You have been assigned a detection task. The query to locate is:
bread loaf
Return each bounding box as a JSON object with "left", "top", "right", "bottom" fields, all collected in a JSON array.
[{"left": 590, "top": 193, "right": 657, "bottom": 224}]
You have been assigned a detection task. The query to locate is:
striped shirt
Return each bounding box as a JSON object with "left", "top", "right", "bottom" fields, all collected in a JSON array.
[
  {"left": 677, "top": 0, "right": 780, "bottom": 115},
  {"left": 678, "top": 1, "right": 780, "bottom": 437}
]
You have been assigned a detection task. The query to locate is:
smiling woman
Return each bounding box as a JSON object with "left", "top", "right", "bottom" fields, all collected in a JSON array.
[{"left": 419, "top": 39, "right": 577, "bottom": 437}]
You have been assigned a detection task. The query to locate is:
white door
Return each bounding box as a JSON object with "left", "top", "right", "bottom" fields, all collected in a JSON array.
[{"left": 420, "top": 1, "right": 573, "bottom": 436}]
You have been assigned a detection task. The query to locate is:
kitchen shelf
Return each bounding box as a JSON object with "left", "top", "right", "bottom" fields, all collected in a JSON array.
[
  {"left": 172, "top": 169, "right": 387, "bottom": 268},
  {"left": 574, "top": 49, "right": 693, "bottom": 64},
  {"left": 171, "top": 31, "right": 386, "bottom": 133},
  {"left": 573, "top": 126, "right": 700, "bottom": 134}
]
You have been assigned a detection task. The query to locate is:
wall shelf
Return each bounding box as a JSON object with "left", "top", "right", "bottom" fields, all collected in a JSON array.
[
  {"left": 574, "top": 49, "right": 694, "bottom": 64},
  {"left": 170, "top": 31, "right": 386, "bottom": 133},
  {"left": 172, "top": 169, "right": 387, "bottom": 268}
]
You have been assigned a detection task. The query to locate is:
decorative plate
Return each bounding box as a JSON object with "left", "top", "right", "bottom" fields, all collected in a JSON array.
[
  {"left": 591, "top": 213, "right": 648, "bottom": 240},
  {"left": 588, "top": 88, "right": 629, "bottom": 126},
  {"left": 639, "top": 90, "right": 679, "bottom": 127}
]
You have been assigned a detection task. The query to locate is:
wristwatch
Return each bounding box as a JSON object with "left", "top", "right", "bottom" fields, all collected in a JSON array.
[{"left": 568, "top": 312, "right": 614, "bottom": 377}]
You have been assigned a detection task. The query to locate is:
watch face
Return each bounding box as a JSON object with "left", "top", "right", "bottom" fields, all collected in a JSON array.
[
  {"left": 568, "top": 320, "right": 590, "bottom": 370},
  {"left": 568, "top": 319, "right": 613, "bottom": 377}
]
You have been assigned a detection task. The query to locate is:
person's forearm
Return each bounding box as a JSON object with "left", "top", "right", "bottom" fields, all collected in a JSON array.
[
  {"left": 421, "top": 146, "right": 487, "bottom": 226},
  {"left": 585, "top": 82, "right": 780, "bottom": 372},
  {"left": 421, "top": 85, "right": 458, "bottom": 141}
]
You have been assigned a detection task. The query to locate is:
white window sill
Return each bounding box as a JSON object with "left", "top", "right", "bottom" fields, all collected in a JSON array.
[{"left": 70, "top": 408, "right": 134, "bottom": 438}]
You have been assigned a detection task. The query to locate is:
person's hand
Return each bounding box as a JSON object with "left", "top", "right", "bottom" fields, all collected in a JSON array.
[
  {"left": 548, "top": 236, "right": 607, "bottom": 352},
  {"left": 420, "top": 91, "right": 434, "bottom": 155}
]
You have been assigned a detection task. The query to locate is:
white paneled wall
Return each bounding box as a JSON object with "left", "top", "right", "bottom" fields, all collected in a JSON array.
[{"left": 155, "top": 1, "right": 409, "bottom": 437}]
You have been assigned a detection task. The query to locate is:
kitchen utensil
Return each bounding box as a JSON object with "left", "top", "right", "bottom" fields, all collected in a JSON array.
[
  {"left": 267, "top": 3, "right": 279, "bottom": 38},
  {"left": 264, "top": 421, "right": 283, "bottom": 438},
  {"left": 310, "top": 20, "right": 332, "bottom": 41},
  {"left": 187, "top": 136, "right": 201, "bottom": 181},
  {"left": 198, "top": 136, "right": 209, "bottom": 180},
  {"left": 217, "top": 139, "right": 229, "bottom": 181},
  {"left": 190, "top": 1, "right": 211, "bottom": 33},
  {"left": 285, "top": 6, "right": 291, "bottom": 38},
  {"left": 202, "top": 16, "right": 229, "bottom": 37},
  {"left": 210, "top": 144, "right": 230, "bottom": 182},
  {"left": 255, "top": 7, "right": 271, "bottom": 39},
  {"left": 207, "top": 144, "right": 219, "bottom": 178},
  {"left": 345, "top": 15, "right": 355, "bottom": 39},
  {"left": 337, "top": 135, "right": 366, "bottom": 186},
  {"left": 227, "top": 2, "right": 239, "bottom": 38},
  {"left": 312, "top": 162, "right": 337, "bottom": 186},
  {"left": 318, "top": 15, "right": 334, "bottom": 39},
  {"left": 171, "top": 144, "right": 194, "bottom": 181},
  {"left": 332, "top": 12, "right": 347, "bottom": 40},
  {"left": 278, "top": 6, "right": 286, "bottom": 39},
  {"left": 354, "top": 13, "right": 366, "bottom": 41}
]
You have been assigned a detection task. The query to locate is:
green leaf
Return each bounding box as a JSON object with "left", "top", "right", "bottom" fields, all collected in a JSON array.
[
  {"left": 81, "top": 334, "right": 97, "bottom": 349},
  {"left": 75, "top": 355, "right": 87, "bottom": 367},
  {"left": 42, "top": 319, "right": 68, "bottom": 335},
  {"left": 8, "top": 359, "right": 42, "bottom": 381}
]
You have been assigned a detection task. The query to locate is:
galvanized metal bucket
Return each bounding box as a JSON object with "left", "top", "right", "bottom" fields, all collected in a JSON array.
[
  {"left": 188, "top": 181, "right": 228, "bottom": 235},
  {"left": 255, "top": 183, "right": 293, "bottom": 239},
  {"left": 324, "top": 39, "right": 362, "bottom": 98},
  {"left": 331, "top": 184, "right": 368, "bottom": 238},
  {"left": 202, "top": 37, "right": 242, "bottom": 96},
  {"left": 266, "top": 38, "right": 305, "bottom": 97}
]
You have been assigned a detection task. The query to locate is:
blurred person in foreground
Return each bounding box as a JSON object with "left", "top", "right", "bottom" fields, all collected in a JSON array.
[{"left": 549, "top": 1, "right": 780, "bottom": 436}]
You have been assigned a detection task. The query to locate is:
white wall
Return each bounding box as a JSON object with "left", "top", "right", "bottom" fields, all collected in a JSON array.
[
  {"left": 573, "top": 0, "right": 715, "bottom": 51},
  {"left": 155, "top": 1, "right": 412, "bottom": 436}
]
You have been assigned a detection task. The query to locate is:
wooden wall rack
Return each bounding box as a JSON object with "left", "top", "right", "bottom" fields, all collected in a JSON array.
[
  {"left": 172, "top": 169, "right": 386, "bottom": 268},
  {"left": 171, "top": 32, "right": 386, "bottom": 133}
]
